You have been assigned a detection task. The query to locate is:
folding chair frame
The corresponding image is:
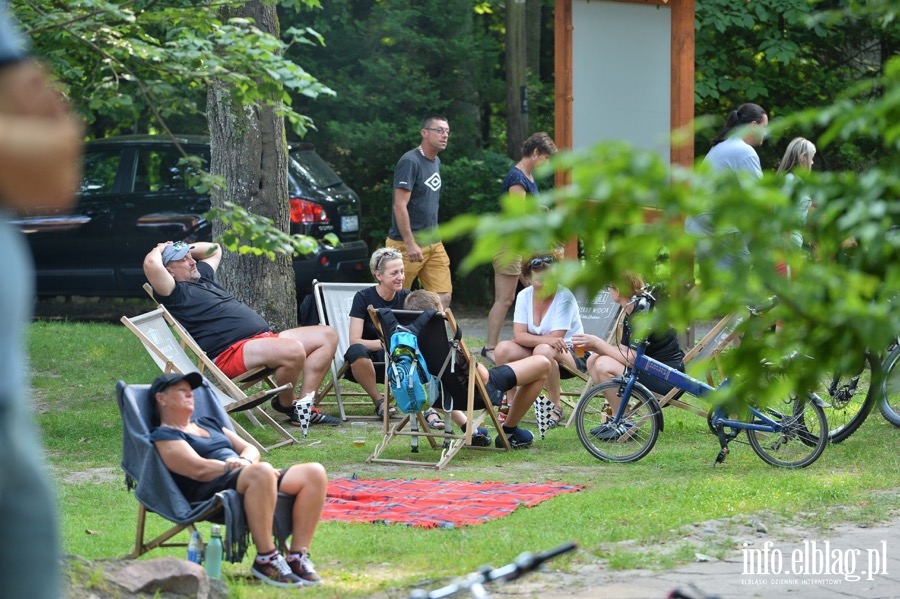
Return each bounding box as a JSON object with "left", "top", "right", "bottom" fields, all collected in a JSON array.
[
  {"left": 311, "top": 280, "right": 384, "bottom": 421},
  {"left": 121, "top": 305, "right": 297, "bottom": 453},
  {"left": 366, "top": 307, "right": 509, "bottom": 470}
]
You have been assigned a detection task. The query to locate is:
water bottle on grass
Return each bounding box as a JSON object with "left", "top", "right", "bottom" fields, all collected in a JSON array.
[
  {"left": 187, "top": 530, "right": 203, "bottom": 565},
  {"left": 205, "top": 525, "right": 223, "bottom": 579}
]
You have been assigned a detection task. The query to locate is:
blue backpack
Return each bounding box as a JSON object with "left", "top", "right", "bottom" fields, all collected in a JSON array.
[{"left": 379, "top": 309, "right": 440, "bottom": 414}]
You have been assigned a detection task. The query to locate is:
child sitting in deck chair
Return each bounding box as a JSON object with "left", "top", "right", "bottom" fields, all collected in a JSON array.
[{"left": 404, "top": 290, "right": 551, "bottom": 449}]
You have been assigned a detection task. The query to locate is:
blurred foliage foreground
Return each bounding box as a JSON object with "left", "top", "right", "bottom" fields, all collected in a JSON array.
[{"left": 443, "top": 54, "right": 900, "bottom": 411}]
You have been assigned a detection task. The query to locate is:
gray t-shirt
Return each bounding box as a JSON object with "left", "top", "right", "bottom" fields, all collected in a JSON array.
[
  {"left": 388, "top": 148, "right": 441, "bottom": 241},
  {"left": 685, "top": 138, "right": 762, "bottom": 267}
]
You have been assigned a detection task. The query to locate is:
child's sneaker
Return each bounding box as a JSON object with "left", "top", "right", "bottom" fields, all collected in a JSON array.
[
  {"left": 251, "top": 553, "right": 305, "bottom": 587},
  {"left": 470, "top": 426, "right": 492, "bottom": 447},
  {"left": 287, "top": 551, "right": 323, "bottom": 585},
  {"left": 495, "top": 425, "right": 534, "bottom": 449}
]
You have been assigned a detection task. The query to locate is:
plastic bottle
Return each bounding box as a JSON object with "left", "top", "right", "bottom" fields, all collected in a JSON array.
[
  {"left": 187, "top": 530, "right": 204, "bottom": 565},
  {"left": 498, "top": 396, "right": 509, "bottom": 424},
  {"left": 205, "top": 525, "right": 223, "bottom": 579}
]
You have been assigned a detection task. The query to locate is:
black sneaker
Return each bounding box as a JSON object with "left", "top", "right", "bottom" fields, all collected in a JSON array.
[
  {"left": 271, "top": 397, "right": 294, "bottom": 415},
  {"left": 288, "top": 405, "right": 342, "bottom": 426},
  {"left": 495, "top": 426, "right": 534, "bottom": 449},
  {"left": 590, "top": 421, "right": 634, "bottom": 441},
  {"left": 287, "top": 551, "right": 322, "bottom": 585},
  {"left": 251, "top": 553, "right": 304, "bottom": 588},
  {"left": 470, "top": 426, "right": 491, "bottom": 447},
  {"left": 306, "top": 406, "right": 342, "bottom": 426}
]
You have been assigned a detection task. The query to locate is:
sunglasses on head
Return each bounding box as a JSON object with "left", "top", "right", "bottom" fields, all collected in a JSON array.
[
  {"left": 528, "top": 256, "right": 555, "bottom": 270},
  {"left": 376, "top": 250, "right": 402, "bottom": 271}
]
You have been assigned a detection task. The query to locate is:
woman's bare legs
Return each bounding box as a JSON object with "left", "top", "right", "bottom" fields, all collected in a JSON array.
[
  {"left": 486, "top": 272, "right": 520, "bottom": 353},
  {"left": 279, "top": 463, "right": 327, "bottom": 553},
  {"left": 587, "top": 354, "right": 627, "bottom": 412},
  {"left": 348, "top": 357, "right": 383, "bottom": 406},
  {"left": 235, "top": 463, "right": 280, "bottom": 553}
]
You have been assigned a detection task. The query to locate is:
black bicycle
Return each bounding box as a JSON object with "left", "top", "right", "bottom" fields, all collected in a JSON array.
[
  {"left": 878, "top": 339, "right": 900, "bottom": 426},
  {"left": 813, "top": 351, "right": 880, "bottom": 442}
]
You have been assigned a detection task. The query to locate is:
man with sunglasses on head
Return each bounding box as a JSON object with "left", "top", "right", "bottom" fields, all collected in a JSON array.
[
  {"left": 386, "top": 114, "right": 453, "bottom": 308},
  {"left": 144, "top": 241, "right": 341, "bottom": 426}
]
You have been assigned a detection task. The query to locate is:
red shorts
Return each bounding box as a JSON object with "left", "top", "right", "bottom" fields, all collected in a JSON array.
[{"left": 214, "top": 332, "right": 278, "bottom": 378}]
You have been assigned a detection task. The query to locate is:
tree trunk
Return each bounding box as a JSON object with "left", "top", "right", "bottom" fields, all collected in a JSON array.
[
  {"left": 506, "top": 0, "right": 528, "bottom": 158},
  {"left": 207, "top": 1, "right": 296, "bottom": 331},
  {"left": 525, "top": 0, "right": 542, "bottom": 78}
]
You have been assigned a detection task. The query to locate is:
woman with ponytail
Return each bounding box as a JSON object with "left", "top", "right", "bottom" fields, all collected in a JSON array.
[{"left": 685, "top": 102, "right": 769, "bottom": 269}]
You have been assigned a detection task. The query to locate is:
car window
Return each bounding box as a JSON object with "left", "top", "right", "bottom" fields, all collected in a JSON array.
[
  {"left": 133, "top": 148, "right": 205, "bottom": 193},
  {"left": 80, "top": 150, "right": 121, "bottom": 195},
  {"left": 289, "top": 150, "right": 343, "bottom": 189}
]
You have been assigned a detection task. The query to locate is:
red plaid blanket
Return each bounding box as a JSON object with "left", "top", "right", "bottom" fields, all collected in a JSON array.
[{"left": 321, "top": 477, "right": 582, "bottom": 529}]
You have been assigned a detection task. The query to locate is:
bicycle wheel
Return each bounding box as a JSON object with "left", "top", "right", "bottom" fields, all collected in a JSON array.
[
  {"left": 812, "top": 352, "right": 878, "bottom": 443},
  {"left": 880, "top": 345, "right": 900, "bottom": 427},
  {"left": 747, "top": 396, "right": 827, "bottom": 468},
  {"left": 575, "top": 381, "right": 662, "bottom": 463}
]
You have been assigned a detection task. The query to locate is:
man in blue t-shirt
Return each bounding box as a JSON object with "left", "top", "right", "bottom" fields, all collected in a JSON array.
[
  {"left": 386, "top": 114, "right": 453, "bottom": 307},
  {"left": 144, "top": 241, "right": 341, "bottom": 426}
]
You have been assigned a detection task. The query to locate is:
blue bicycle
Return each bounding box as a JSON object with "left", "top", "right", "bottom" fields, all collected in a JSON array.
[{"left": 574, "top": 293, "right": 829, "bottom": 468}]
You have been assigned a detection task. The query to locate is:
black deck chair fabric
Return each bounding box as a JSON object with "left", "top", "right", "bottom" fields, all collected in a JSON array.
[
  {"left": 376, "top": 309, "right": 479, "bottom": 411},
  {"left": 117, "top": 378, "right": 293, "bottom": 561}
]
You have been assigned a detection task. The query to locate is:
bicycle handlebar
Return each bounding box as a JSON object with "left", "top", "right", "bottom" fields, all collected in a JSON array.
[{"left": 409, "top": 541, "right": 578, "bottom": 599}]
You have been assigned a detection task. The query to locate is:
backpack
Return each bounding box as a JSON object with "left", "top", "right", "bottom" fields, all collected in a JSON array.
[{"left": 378, "top": 309, "right": 441, "bottom": 414}]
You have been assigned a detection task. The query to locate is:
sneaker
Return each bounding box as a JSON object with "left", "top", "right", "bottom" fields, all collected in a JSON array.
[
  {"left": 495, "top": 425, "right": 534, "bottom": 449},
  {"left": 270, "top": 396, "right": 294, "bottom": 415},
  {"left": 287, "top": 552, "right": 322, "bottom": 585},
  {"left": 590, "top": 421, "right": 634, "bottom": 441},
  {"left": 483, "top": 379, "right": 504, "bottom": 407},
  {"left": 251, "top": 553, "right": 305, "bottom": 588},
  {"left": 306, "top": 406, "right": 342, "bottom": 426},
  {"left": 470, "top": 426, "right": 491, "bottom": 447}
]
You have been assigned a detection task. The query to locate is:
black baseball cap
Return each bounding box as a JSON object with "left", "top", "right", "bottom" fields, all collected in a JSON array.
[{"left": 148, "top": 372, "right": 203, "bottom": 398}]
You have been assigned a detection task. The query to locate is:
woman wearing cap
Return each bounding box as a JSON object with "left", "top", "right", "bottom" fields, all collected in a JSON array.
[
  {"left": 149, "top": 372, "right": 327, "bottom": 588},
  {"left": 494, "top": 255, "right": 583, "bottom": 429}
]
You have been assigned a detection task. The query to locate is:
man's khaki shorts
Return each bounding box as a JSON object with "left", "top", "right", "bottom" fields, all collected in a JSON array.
[{"left": 385, "top": 238, "right": 452, "bottom": 293}]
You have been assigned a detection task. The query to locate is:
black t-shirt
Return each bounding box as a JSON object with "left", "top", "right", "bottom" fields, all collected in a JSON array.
[
  {"left": 150, "top": 416, "right": 239, "bottom": 500},
  {"left": 621, "top": 310, "right": 685, "bottom": 367},
  {"left": 158, "top": 261, "right": 270, "bottom": 358},
  {"left": 349, "top": 286, "right": 411, "bottom": 340}
]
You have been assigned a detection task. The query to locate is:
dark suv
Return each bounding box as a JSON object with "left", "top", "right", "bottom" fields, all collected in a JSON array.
[{"left": 15, "top": 135, "right": 368, "bottom": 300}]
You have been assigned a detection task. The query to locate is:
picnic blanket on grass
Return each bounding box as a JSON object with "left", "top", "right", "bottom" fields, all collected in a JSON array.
[{"left": 322, "top": 477, "right": 582, "bottom": 529}]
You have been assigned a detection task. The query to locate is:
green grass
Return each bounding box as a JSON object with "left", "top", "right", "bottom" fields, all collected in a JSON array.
[{"left": 28, "top": 320, "right": 900, "bottom": 598}]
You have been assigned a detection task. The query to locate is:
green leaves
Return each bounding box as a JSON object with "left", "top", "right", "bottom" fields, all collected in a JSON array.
[
  {"left": 13, "top": 0, "right": 331, "bottom": 136},
  {"left": 208, "top": 201, "right": 325, "bottom": 260}
]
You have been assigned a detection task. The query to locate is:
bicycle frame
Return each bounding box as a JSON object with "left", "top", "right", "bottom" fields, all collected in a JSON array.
[{"left": 624, "top": 344, "right": 788, "bottom": 433}]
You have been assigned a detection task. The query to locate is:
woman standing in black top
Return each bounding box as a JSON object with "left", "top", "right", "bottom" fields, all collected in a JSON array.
[{"left": 571, "top": 273, "right": 685, "bottom": 398}]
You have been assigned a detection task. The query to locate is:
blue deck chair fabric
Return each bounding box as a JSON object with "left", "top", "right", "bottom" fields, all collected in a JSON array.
[{"left": 118, "top": 378, "right": 296, "bottom": 562}]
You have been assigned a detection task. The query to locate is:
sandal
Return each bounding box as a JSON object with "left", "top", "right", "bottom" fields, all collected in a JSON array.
[
  {"left": 374, "top": 398, "right": 397, "bottom": 419},
  {"left": 547, "top": 406, "right": 564, "bottom": 429},
  {"left": 423, "top": 408, "right": 446, "bottom": 430},
  {"left": 480, "top": 346, "right": 496, "bottom": 365}
]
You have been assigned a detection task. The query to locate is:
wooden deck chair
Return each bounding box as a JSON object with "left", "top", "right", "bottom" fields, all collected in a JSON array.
[
  {"left": 142, "top": 283, "right": 282, "bottom": 400},
  {"left": 121, "top": 306, "right": 297, "bottom": 453},
  {"left": 117, "top": 379, "right": 295, "bottom": 560},
  {"left": 654, "top": 312, "right": 744, "bottom": 417},
  {"left": 311, "top": 280, "right": 382, "bottom": 420},
  {"left": 366, "top": 307, "right": 510, "bottom": 470},
  {"left": 559, "top": 288, "right": 624, "bottom": 425}
]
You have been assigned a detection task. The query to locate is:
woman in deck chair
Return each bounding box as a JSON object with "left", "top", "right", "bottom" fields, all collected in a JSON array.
[
  {"left": 571, "top": 273, "right": 685, "bottom": 439},
  {"left": 405, "top": 290, "right": 552, "bottom": 449},
  {"left": 149, "top": 372, "right": 327, "bottom": 588},
  {"left": 495, "top": 255, "right": 584, "bottom": 429}
]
